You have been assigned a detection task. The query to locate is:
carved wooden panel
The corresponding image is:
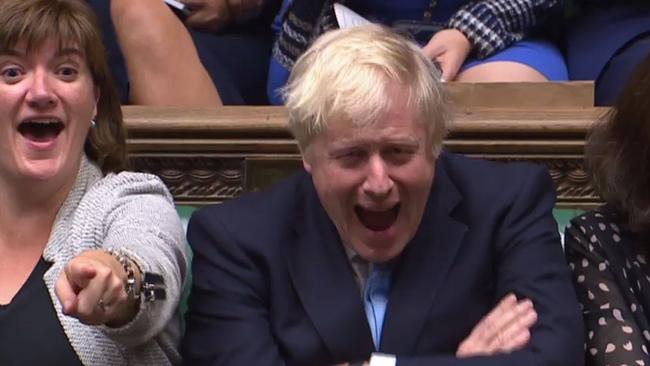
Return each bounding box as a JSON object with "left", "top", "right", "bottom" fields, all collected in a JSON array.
[
  {"left": 464, "top": 155, "right": 599, "bottom": 208},
  {"left": 128, "top": 153, "right": 600, "bottom": 208},
  {"left": 542, "top": 159, "right": 598, "bottom": 206},
  {"left": 123, "top": 106, "right": 605, "bottom": 208},
  {"left": 130, "top": 154, "right": 245, "bottom": 205}
]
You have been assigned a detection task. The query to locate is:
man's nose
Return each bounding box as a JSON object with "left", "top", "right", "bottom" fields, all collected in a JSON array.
[
  {"left": 362, "top": 155, "right": 394, "bottom": 199},
  {"left": 26, "top": 69, "right": 56, "bottom": 108}
]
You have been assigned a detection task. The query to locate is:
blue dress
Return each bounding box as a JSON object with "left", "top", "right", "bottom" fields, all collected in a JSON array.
[{"left": 268, "top": 0, "right": 568, "bottom": 105}]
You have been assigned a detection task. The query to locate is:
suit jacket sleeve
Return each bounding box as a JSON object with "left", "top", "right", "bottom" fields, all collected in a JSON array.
[
  {"left": 397, "top": 167, "right": 585, "bottom": 366},
  {"left": 182, "top": 209, "right": 286, "bottom": 366},
  {"left": 91, "top": 173, "right": 188, "bottom": 352}
]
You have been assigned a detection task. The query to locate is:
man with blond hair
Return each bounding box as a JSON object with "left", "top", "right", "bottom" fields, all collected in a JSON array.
[{"left": 183, "top": 25, "right": 584, "bottom": 366}]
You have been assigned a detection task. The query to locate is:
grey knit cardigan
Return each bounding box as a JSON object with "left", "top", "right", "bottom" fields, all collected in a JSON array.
[{"left": 41, "top": 156, "right": 188, "bottom": 365}]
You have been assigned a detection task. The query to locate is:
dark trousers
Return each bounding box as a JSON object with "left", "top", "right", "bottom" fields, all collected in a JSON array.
[{"left": 596, "top": 33, "right": 650, "bottom": 106}]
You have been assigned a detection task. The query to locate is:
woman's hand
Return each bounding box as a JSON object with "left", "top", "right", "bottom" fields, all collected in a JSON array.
[
  {"left": 55, "top": 250, "right": 139, "bottom": 327},
  {"left": 422, "top": 28, "right": 472, "bottom": 82}
]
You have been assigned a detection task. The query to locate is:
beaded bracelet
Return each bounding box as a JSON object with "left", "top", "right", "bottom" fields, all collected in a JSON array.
[{"left": 106, "top": 249, "right": 140, "bottom": 301}]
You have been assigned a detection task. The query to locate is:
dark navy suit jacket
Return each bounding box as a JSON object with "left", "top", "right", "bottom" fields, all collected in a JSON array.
[{"left": 182, "top": 152, "right": 584, "bottom": 366}]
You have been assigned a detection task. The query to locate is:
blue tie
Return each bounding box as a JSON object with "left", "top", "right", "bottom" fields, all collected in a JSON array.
[{"left": 364, "top": 264, "right": 391, "bottom": 349}]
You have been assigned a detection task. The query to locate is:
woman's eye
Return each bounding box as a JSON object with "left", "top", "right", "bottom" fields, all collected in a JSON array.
[
  {"left": 57, "top": 66, "right": 78, "bottom": 79},
  {"left": 1, "top": 67, "right": 24, "bottom": 82}
]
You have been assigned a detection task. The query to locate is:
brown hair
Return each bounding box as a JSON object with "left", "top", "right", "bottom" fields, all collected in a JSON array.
[
  {"left": 586, "top": 54, "right": 650, "bottom": 235},
  {"left": 0, "top": 0, "right": 127, "bottom": 173}
]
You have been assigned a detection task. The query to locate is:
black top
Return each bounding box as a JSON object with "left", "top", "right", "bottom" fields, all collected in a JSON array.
[
  {"left": 0, "top": 257, "right": 84, "bottom": 365},
  {"left": 565, "top": 207, "right": 650, "bottom": 366}
]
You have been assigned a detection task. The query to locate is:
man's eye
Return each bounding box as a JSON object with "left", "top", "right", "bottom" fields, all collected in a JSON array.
[
  {"left": 386, "top": 146, "right": 414, "bottom": 156},
  {"left": 341, "top": 151, "right": 366, "bottom": 159},
  {"left": 384, "top": 146, "right": 415, "bottom": 164},
  {"left": 335, "top": 150, "right": 366, "bottom": 166},
  {"left": 347, "top": 151, "right": 365, "bottom": 157}
]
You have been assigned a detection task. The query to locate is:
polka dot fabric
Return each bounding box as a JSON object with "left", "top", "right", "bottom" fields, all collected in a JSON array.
[{"left": 565, "top": 207, "right": 650, "bottom": 366}]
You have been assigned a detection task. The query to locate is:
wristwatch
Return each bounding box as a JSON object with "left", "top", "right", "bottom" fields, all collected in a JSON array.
[
  {"left": 369, "top": 353, "right": 396, "bottom": 366},
  {"left": 106, "top": 249, "right": 166, "bottom": 302}
]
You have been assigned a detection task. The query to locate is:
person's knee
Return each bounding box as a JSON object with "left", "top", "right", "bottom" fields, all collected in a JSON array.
[
  {"left": 457, "top": 62, "right": 548, "bottom": 82},
  {"left": 110, "top": 0, "right": 179, "bottom": 53}
]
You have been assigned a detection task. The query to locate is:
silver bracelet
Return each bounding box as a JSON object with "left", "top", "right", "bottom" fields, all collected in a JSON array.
[{"left": 106, "top": 249, "right": 140, "bottom": 301}]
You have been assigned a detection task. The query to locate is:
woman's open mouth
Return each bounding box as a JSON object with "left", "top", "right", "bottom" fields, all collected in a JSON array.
[{"left": 18, "top": 118, "right": 65, "bottom": 146}]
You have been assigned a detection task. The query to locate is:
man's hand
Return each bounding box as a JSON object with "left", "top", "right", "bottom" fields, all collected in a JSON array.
[
  {"left": 182, "top": 0, "right": 232, "bottom": 32},
  {"left": 55, "top": 250, "right": 138, "bottom": 327},
  {"left": 182, "top": 0, "right": 264, "bottom": 32},
  {"left": 422, "top": 29, "right": 472, "bottom": 82},
  {"left": 456, "top": 293, "right": 537, "bottom": 358}
]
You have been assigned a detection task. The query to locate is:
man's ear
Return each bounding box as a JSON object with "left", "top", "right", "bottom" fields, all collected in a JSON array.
[
  {"left": 301, "top": 146, "right": 313, "bottom": 173},
  {"left": 303, "top": 158, "right": 312, "bottom": 173}
]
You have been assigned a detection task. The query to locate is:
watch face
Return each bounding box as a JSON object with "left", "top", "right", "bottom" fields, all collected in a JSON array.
[{"left": 142, "top": 272, "right": 167, "bottom": 302}]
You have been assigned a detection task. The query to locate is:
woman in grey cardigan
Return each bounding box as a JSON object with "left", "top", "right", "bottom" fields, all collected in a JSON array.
[{"left": 0, "top": 0, "right": 187, "bottom": 364}]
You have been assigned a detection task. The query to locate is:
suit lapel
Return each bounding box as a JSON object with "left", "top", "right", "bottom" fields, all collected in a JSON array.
[
  {"left": 286, "top": 175, "right": 375, "bottom": 361},
  {"left": 381, "top": 158, "right": 468, "bottom": 354}
]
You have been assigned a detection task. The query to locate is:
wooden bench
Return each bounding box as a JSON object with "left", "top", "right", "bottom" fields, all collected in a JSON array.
[{"left": 125, "top": 105, "right": 605, "bottom": 209}]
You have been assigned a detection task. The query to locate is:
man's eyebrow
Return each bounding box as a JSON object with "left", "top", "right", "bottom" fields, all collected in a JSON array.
[
  {"left": 328, "top": 137, "right": 420, "bottom": 153},
  {"left": 384, "top": 136, "right": 420, "bottom": 144}
]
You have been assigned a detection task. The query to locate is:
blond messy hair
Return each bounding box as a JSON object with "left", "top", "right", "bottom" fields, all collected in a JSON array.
[{"left": 283, "top": 24, "right": 449, "bottom": 157}]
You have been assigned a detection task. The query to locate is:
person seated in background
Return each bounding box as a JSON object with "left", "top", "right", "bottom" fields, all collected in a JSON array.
[
  {"left": 564, "top": 0, "right": 650, "bottom": 105},
  {"left": 267, "top": 0, "right": 569, "bottom": 104},
  {"left": 0, "top": 0, "right": 187, "bottom": 364},
  {"left": 86, "top": 0, "right": 223, "bottom": 106},
  {"left": 182, "top": 24, "right": 584, "bottom": 366},
  {"left": 87, "top": 0, "right": 280, "bottom": 105},
  {"left": 565, "top": 54, "right": 650, "bottom": 366}
]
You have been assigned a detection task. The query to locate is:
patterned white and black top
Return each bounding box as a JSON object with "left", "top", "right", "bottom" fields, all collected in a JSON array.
[
  {"left": 565, "top": 207, "right": 650, "bottom": 366},
  {"left": 273, "top": 0, "right": 560, "bottom": 71}
]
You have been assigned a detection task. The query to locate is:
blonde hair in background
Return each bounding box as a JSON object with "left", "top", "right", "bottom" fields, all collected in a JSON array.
[{"left": 283, "top": 24, "right": 449, "bottom": 157}]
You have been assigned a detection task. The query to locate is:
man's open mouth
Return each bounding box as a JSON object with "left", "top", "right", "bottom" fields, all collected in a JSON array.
[
  {"left": 355, "top": 204, "right": 400, "bottom": 231},
  {"left": 18, "top": 118, "right": 65, "bottom": 143}
]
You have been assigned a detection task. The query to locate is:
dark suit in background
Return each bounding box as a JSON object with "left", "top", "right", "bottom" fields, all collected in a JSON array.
[{"left": 565, "top": 1, "right": 650, "bottom": 105}]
